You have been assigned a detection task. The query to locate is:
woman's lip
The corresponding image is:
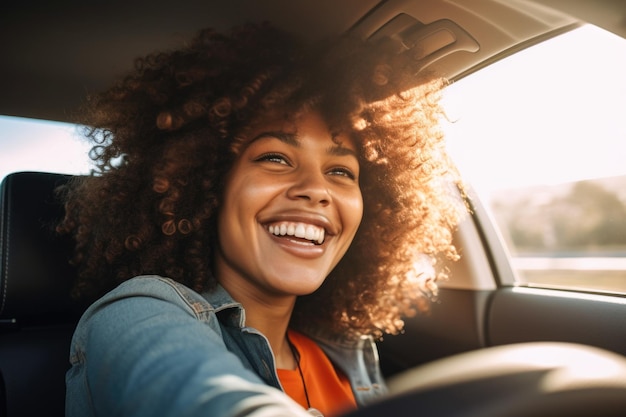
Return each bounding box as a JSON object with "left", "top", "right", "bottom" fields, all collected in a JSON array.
[
  {"left": 265, "top": 229, "right": 327, "bottom": 259},
  {"left": 267, "top": 222, "right": 325, "bottom": 245}
]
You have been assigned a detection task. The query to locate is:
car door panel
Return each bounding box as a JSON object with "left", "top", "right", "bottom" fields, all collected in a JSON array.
[
  {"left": 378, "top": 288, "right": 491, "bottom": 377},
  {"left": 487, "top": 287, "right": 626, "bottom": 355}
]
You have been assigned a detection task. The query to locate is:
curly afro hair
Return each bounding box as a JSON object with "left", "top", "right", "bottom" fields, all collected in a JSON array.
[{"left": 57, "top": 23, "right": 465, "bottom": 338}]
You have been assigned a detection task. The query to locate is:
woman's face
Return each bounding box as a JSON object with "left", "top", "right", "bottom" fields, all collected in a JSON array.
[{"left": 215, "top": 111, "right": 363, "bottom": 298}]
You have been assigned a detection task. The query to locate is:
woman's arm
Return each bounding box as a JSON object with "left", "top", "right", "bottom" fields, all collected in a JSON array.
[{"left": 66, "top": 277, "right": 310, "bottom": 417}]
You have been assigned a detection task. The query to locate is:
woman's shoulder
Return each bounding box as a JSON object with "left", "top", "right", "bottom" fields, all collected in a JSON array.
[
  {"left": 74, "top": 276, "right": 222, "bottom": 330},
  {"left": 98, "top": 275, "right": 212, "bottom": 312},
  {"left": 70, "top": 276, "right": 237, "bottom": 353},
  {"left": 80, "top": 275, "right": 244, "bottom": 322}
]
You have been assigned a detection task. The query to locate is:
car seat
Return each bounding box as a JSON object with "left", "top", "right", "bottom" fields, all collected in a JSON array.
[{"left": 0, "top": 171, "right": 83, "bottom": 417}]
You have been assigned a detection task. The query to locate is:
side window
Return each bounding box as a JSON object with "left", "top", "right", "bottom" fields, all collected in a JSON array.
[
  {"left": 443, "top": 25, "right": 626, "bottom": 294},
  {"left": 0, "top": 116, "right": 92, "bottom": 182}
]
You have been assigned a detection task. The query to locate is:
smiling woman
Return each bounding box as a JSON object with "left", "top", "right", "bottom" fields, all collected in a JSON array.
[{"left": 55, "top": 23, "right": 465, "bottom": 417}]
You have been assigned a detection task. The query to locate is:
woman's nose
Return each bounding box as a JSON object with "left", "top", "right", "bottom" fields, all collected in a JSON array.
[{"left": 286, "top": 169, "right": 331, "bottom": 206}]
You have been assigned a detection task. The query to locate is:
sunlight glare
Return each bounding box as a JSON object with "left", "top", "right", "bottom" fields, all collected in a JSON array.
[
  {"left": 443, "top": 25, "right": 626, "bottom": 201},
  {"left": 0, "top": 116, "right": 93, "bottom": 181}
]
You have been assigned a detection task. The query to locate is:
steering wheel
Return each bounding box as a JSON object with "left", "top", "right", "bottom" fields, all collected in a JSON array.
[{"left": 346, "top": 342, "right": 626, "bottom": 417}]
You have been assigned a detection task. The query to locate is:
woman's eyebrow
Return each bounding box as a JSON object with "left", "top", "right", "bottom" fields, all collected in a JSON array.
[
  {"left": 250, "top": 131, "right": 357, "bottom": 158},
  {"left": 327, "top": 145, "right": 357, "bottom": 158},
  {"left": 250, "top": 131, "right": 300, "bottom": 147}
]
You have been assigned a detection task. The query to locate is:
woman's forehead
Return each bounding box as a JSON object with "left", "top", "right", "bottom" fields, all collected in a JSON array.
[{"left": 247, "top": 111, "right": 358, "bottom": 149}]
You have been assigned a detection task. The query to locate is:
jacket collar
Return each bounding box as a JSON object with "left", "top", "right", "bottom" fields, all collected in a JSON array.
[{"left": 202, "top": 284, "right": 246, "bottom": 328}]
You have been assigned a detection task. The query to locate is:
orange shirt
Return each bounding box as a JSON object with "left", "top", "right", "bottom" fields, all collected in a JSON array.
[{"left": 277, "top": 330, "right": 357, "bottom": 416}]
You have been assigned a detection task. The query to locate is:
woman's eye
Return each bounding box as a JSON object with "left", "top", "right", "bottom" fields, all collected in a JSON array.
[
  {"left": 328, "top": 167, "right": 357, "bottom": 180},
  {"left": 255, "top": 153, "right": 290, "bottom": 165}
]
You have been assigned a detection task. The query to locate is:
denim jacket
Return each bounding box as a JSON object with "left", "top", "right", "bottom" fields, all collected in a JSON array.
[{"left": 66, "top": 275, "right": 387, "bottom": 417}]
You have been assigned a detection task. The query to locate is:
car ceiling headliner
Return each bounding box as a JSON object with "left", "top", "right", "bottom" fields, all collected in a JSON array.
[
  {"left": 1, "top": 0, "right": 624, "bottom": 124},
  {"left": 0, "top": 0, "right": 383, "bottom": 122}
]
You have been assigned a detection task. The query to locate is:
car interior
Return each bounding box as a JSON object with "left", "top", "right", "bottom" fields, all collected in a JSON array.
[{"left": 2, "top": 1, "right": 626, "bottom": 416}]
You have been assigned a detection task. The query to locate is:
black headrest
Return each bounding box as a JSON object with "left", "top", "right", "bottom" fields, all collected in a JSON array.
[{"left": 0, "top": 172, "right": 80, "bottom": 325}]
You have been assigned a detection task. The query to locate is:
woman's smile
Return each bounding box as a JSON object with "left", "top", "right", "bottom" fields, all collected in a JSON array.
[
  {"left": 262, "top": 214, "right": 333, "bottom": 258},
  {"left": 265, "top": 223, "right": 326, "bottom": 258},
  {"left": 267, "top": 221, "right": 326, "bottom": 245}
]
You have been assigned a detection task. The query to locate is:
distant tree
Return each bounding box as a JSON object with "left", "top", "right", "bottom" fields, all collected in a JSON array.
[
  {"left": 501, "top": 196, "right": 551, "bottom": 251},
  {"left": 552, "top": 181, "right": 626, "bottom": 248},
  {"left": 494, "top": 179, "right": 626, "bottom": 253}
]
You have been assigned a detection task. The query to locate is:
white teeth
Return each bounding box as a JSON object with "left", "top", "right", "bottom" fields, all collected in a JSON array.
[
  {"left": 304, "top": 226, "right": 316, "bottom": 241},
  {"left": 268, "top": 222, "right": 325, "bottom": 244},
  {"left": 295, "top": 224, "right": 306, "bottom": 239}
]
